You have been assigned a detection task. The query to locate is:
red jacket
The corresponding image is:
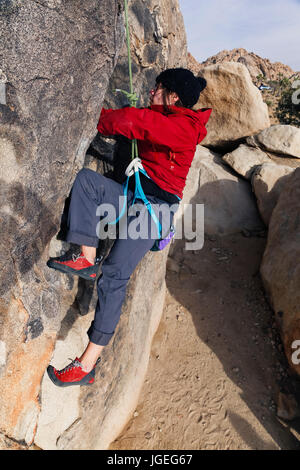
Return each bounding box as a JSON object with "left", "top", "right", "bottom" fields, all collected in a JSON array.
[{"left": 97, "top": 104, "right": 212, "bottom": 199}]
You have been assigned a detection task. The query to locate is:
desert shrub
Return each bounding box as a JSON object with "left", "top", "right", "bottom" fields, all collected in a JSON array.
[{"left": 276, "top": 78, "right": 300, "bottom": 127}]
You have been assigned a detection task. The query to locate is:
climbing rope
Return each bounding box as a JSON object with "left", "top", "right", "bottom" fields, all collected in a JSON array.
[
  {"left": 108, "top": 0, "right": 161, "bottom": 238},
  {"left": 114, "top": 0, "right": 138, "bottom": 161},
  {"left": 108, "top": 0, "right": 178, "bottom": 248}
]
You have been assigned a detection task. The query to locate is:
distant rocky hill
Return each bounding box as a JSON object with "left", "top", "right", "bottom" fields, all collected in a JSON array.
[{"left": 188, "top": 48, "right": 296, "bottom": 84}]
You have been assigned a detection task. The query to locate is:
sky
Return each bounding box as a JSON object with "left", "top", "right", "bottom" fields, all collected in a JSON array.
[{"left": 178, "top": 0, "right": 300, "bottom": 71}]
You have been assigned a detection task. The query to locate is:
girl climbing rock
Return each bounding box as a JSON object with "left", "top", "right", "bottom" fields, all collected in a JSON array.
[{"left": 46, "top": 68, "right": 212, "bottom": 387}]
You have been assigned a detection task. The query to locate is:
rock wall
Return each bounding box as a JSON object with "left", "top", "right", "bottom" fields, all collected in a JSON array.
[
  {"left": 89, "top": 0, "right": 187, "bottom": 171},
  {"left": 0, "top": 0, "right": 188, "bottom": 449},
  {"left": 0, "top": 0, "right": 125, "bottom": 446}
]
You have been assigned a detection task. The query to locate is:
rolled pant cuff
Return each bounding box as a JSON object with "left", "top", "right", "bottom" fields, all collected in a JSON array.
[
  {"left": 66, "top": 230, "right": 99, "bottom": 248},
  {"left": 87, "top": 323, "right": 114, "bottom": 346}
]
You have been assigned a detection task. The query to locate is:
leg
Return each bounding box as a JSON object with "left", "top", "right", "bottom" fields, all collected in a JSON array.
[
  {"left": 87, "top": 230, "right": 156, "bottom": 346},
  {"left": 47, "top": 169, "right": 139, "bottom": 384},
  {"left": 57, "top": 205, "right": 156, "bottom": 374},
  {"left": 86, "top": 198, "right": 173, "bottom": 347},
  {"left": 48, "top": 191, "right": 176, "bottom": 385},
  {"left": 82, "top": 245, "right": 96, "bottom": 264},
  {"left": 79, "top": 342, "right": 104, "bottom": 372},
  {"left": 66, "top": 167, "right": 127, "bottom": 248},
  {"left": 47, "top": 168, "right": 131, "bottom": 280}
]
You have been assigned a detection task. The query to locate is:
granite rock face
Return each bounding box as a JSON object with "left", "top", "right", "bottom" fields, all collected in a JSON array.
[
  {"left": 0, "top": 0, "right": 124, "bottom": 446},
  {"left": 0, "top": 0, "right": 188, "bottom": 449},
  {"left": 246, "top": 125, "right": 300, "bottom": 159},
  {"left": 260, "top": 169, "right": 300, "bottom": 375},
  {"left": 222, "top": 144, "right": 271, "bottom": 180},
  {"left": 176, "top": 145, "right": 265, "bottom": 237},
  {"left": 220, "top": 143, "right": 297, "bottom": 226},
  {"left": 110, "top": 0, "right": 187, "bottom": 106},
  {"left": 89, "top": 0, "right": 187, "bottom": 175},
  {"left": 251, "top": 163, "right": 295, "bottom": 226}
]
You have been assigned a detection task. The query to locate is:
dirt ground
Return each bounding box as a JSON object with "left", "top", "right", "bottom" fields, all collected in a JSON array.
[{"left": 110, "top": 232, "right": 300, "bottom": 450}]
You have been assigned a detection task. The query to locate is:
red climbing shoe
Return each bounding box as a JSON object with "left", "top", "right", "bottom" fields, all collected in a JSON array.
[
  {"left": 47, "top": 357, "right": 100, "bottom": 387},
  {"left": 47, "top": 247, "right": 102, "bottom": 281}
]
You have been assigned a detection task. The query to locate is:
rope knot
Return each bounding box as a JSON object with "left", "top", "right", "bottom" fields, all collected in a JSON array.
[{"left": 114, "top": 88, "right": 138, "bottom": 107}]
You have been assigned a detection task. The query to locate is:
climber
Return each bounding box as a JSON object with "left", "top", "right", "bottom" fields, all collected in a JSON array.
[{"left": 46, "top": 68, "right": 212, "bottom": 387}]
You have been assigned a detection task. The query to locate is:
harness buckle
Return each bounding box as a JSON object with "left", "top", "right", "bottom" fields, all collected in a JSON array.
[{"left": 125, "top": 158, "right": 143, "bottom": 177}]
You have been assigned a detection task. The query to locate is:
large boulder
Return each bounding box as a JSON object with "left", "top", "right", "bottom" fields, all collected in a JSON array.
[
  {"left": 194, "top": 62, "right": 270, "bottom": 149},
  {"left": 0, "top": 0, "right": 124, "bottom": 446},
  {"left": 252, "top": 163, "right": 295, "bottom": 225},
  {"left": 222, "top": 144, "right": 271, "bottom": 180},
  {"left": 175, "top": 145, "right": 265, "bottom": 238},
  {"left": 221, "top": 143, "right": 297, "bottom": 226},
  {"left": 260, "top": 168, "right": 300, "bottom": 375},
  {"left": 246, "top": 125, "right": 300, "bottom": 158}
]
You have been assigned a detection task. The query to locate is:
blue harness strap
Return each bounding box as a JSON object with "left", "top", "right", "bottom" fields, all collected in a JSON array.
[
  {"left": 131, "top": 167, "right": 162, "bottom": 239},
  {"left": 108, "top": 158, "right": 181, "bottom": 243},
  {"left": 108, "top": 161, "right": 161, "bottom": 239}
]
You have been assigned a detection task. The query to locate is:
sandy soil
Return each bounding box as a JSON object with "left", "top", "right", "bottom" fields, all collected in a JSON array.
[{"left": 110, "top": 233, "right": 300, "bottom": 450}]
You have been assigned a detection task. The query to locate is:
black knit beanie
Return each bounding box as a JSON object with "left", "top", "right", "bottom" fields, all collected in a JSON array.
[{"left": 156, "top": 68, "right": 207, "bottom": 108}]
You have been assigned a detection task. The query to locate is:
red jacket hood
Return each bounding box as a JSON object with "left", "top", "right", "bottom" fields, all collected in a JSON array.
[{"left": 149, "top": 105, "right": 212, "bottom": 144}]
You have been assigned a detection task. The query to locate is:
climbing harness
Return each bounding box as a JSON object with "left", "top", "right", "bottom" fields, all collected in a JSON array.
[
  {"left": 108, "top": 0, "right": 178, "bottom": 250},
  {"left": 108, "top": 157, "right": 163, "bottom": 241}
]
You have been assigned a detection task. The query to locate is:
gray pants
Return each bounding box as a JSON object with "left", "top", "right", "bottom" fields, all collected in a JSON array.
[{"left": 66, "top": 168, "right": 177, "bottom": 345}]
